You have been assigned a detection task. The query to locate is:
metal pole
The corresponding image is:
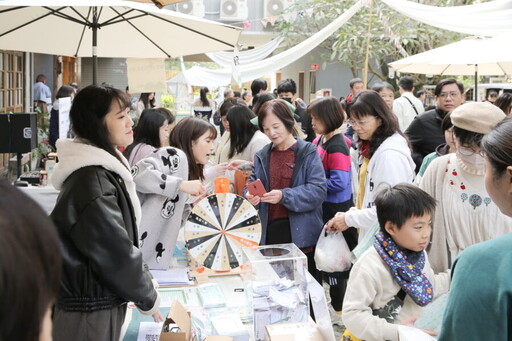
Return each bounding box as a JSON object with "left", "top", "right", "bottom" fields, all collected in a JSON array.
[
  {"left": 474, "top": 64, "right": 478, "bottom": 102},
  {"left": 16, "top": 152, "right": 22, "bottom": 180},
  {"left": 92, "top": 7, "right": 98, "bottom": 85}
]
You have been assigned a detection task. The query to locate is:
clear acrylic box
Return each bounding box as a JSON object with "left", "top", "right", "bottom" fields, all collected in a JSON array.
[{"left": 242, "top": 243, "right": 309, "bottom": 341}]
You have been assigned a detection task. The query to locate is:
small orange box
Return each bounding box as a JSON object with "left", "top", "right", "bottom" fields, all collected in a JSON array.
[{"left": 214, "top": 177, "right": 230, "bottom": 194}]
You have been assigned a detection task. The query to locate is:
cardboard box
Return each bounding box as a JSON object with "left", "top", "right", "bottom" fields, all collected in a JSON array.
[
  {"left": 265, "top": 322, "right": 324, "bottom": 341},
  {"left": 160, "top": 300, "right": 192, "bottom": 341}
]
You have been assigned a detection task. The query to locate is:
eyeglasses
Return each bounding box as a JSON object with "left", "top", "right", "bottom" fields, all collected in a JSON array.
[
  {"left": 438, "top": 92, "right": 461, "bottom": 99},
  {"left": 347, "top": 116, "right": 376, "bottom": 127},
  {"left": 457, "top": 146, "right": 484, "bottom": 157}
]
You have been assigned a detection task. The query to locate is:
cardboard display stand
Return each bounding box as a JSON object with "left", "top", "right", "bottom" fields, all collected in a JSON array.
[{"left": 160, "top": 301, "right": 193, "bottom": 341}]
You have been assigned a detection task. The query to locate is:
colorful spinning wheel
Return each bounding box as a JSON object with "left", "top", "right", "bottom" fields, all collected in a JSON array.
[{"left": 184, "top": 193, "right": 261, "bottom": 271}]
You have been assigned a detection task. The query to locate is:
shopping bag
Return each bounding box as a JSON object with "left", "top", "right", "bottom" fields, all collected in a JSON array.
[{"left": 314, "top": 230, "right": 352, "bottom": 272}]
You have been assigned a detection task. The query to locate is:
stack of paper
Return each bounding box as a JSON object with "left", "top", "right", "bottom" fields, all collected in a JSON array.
[
  {"left": 150, "top": 268, "right": 194, "bottom": 286},
  {"left": 211, "top": 314, "right": 249, "bottom": 341}
]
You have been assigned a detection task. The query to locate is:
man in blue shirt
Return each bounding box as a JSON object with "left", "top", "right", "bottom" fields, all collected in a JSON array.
[{"left": 33, "top": 74, "right": 52, "bottom": 112}]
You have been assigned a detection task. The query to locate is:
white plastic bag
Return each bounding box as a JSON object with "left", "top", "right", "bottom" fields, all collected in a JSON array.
[{"left": 314, "top": 231, "right": 353, "bottom": 272}]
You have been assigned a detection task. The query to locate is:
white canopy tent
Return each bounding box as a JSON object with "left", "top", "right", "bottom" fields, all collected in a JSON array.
[
  {"left": 389, "top": 35, "right": 512, "bottom": 76},
  {"left": 389, "top": 35, "right": 512, "bottom": 100},
  {"left": 381, "top": 0, "right": 512, "bottom": 36}
]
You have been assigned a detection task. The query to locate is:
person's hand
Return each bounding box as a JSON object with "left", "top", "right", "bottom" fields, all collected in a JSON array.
[
  {"left": 400, "top": 315, "right": 438, "bottom": 337},
  {"left": 261, "top": 190, "right": 283, "bottom": 204},
  {"left": 324, "top": 212, "right": 349, "bottom": 232},
  {"left": 212, "top": 162, "right": 229, "bottom": 177},
  {"left": 179, "top": 180, "right": 205, "bottom": 196},
  {"left": 228, "top": 159, "right": 251, "bottom": 170},
  {"left": 295, "top": 97, "right": 307, "bottom": 108},
  {"left": 246, "top": 192, "right": 261, "bottom": 206},
  {"left": 152, "top": 311, "right": 164, "bottom": 323}
]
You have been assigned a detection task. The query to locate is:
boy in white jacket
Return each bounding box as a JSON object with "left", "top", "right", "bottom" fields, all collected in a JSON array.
[{"left": 340, "top": 184, "right": 450, "bottom": 341}]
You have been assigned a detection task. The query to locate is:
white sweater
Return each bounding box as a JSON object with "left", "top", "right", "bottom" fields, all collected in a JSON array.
[
  {"left": 392, "top": 92, "right": 425, "bottom": 131},
  {"left": 345, "top": 133, "right": 416, "bottom": 242},
  {"left": 214, "top": 130, "right": 270, "bottom": 164},
  {"left": 343, "top": 247, "right": 450, "bottom": 341},
  {"left": 419, "top": 153, "right": 512, "bottom": 273}
]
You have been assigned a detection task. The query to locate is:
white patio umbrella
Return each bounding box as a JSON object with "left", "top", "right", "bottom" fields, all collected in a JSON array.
[
  {"left": 0, "top": 0, "right": 241, "bottom": 84},
  {"left": 389, "top": 35, "right": 512, "bottom": 100},
  {"left": 127, "top": 0, "right": 185, "bottom": 9}
]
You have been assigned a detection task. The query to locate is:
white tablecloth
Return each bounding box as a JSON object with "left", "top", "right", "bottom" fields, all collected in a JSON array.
[{"left": 18, "top": 185, "right": 59, "bottom": 215}]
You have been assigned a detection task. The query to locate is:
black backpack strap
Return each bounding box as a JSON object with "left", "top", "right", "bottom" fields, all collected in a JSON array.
[{"left": 403, "top": 96, "right": 419, "bottom": 116}]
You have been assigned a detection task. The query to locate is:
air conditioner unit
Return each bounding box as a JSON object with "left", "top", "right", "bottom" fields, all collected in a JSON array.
[
  {"left": 176, "top": 0, "right": 205, "bottom": 17},
  {"left": 264, "top": 0, "right": 295, "bottom": 18},
  {"left": 220, "top": 0, "right": 249, "bottom": 20}
]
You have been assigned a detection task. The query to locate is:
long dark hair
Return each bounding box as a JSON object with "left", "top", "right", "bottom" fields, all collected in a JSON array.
[
  {"left": 123, "top": 108, "right": 170, "bottom": 158},
  {"left": 227, "top": 105, "right": 257, "bottom": 158},
  {"left": 169, "top": 117, "right": 217, "bottom": 181},
  {"left": 252, "top": 92, "right": 276, "bottom": 116},
  {"left": 251, "top": 78, "right": 267, "bottom": 96},
  {"left": 70, "top": 85, "right": 131, "bottom": 166},
  {"left": 139, "top": 92, "right": 156, "bottom": 109},
  {"left": 481, "top": 115, "right": 512, "bottom": 179},
  {"left": 349, "top": 90, "right": 402, "bottom": 158},
  {"left": 199, "top": 87, "right": 210, "bottom": 107},
  {"left": 495, "top": 93, "right": 512, "bottom": 114},
  {"left": 219, "top": 98, "right": 239, "bottom": 118},
  {"left": 0, "top": 180, "right": 61, "bottom": 341}
]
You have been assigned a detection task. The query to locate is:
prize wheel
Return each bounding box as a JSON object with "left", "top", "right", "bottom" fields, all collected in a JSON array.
[{"left": 184, "top": 193, "right": 261, "bottom": 271}]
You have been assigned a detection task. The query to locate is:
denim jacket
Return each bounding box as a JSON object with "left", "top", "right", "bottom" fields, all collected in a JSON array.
[{"left": 246, "top": 138, "right": 327, "bottom": 248}]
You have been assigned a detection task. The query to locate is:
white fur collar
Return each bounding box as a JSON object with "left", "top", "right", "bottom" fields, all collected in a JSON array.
[{"left": 53, "top": 139, "right": 141, "bottom": 226}]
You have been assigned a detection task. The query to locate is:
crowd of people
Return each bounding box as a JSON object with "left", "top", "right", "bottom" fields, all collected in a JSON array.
[{"left": 2, "top": 74, "right": 512, "bottom": 341}]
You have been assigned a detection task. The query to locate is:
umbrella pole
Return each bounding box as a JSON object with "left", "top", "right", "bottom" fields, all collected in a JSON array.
[
  {"left": 474, "top": 64, "right": 478, "bottom": 102},
  {"left": 92, "top": 7, "right": 98, "bottom": 85}
]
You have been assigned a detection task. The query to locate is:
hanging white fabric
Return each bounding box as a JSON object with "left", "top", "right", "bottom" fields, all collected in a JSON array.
[
  {"left": 167, "top": 0, "right": 363, "bottom": 87},
  {"left": 381, "top": 0, "right": 512, "bottom": 37},
  {"left": 231, "top": 45, "right": 241, "bottom": 86},
  {"left": 206, "top": 37, "right": 284, "bottom": 67}
]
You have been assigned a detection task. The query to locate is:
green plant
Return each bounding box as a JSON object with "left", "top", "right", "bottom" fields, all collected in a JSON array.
[
  {"left": 274, "top": 0, "right": 466, "bottom": 82},
  {"left": 32, "top": 106, "right": 51, "bottom": 162},
  {"left": 160, "top": 93, "right": 175, "bottom": 110}
]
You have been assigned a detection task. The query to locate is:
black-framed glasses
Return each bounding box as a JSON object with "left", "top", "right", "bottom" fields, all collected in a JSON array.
[
  {"left": 347, "top": 116, "right": 376, "bottom": 127},
  {"left": 438, "top": 92, "right": 461, "bottom": 99}
]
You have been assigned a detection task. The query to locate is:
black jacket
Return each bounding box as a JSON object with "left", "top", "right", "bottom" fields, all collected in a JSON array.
[
  {"left": 405, "top": 108, "right": 447, "bottom": 171},
  {"left": 51, "top": 166, "right": 158, "bottom": 312}
]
